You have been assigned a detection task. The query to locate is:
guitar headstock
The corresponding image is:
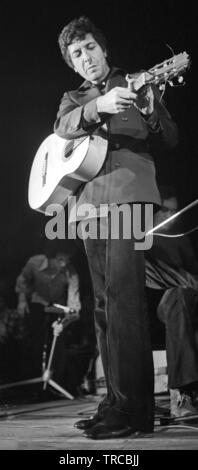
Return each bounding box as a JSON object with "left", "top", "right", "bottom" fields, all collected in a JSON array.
[
  {"left": 149, "top": 51, "right": 190, "bottom": 86},
  {"left": 126, "top": 51, "right": 191, "bottom": 91}
]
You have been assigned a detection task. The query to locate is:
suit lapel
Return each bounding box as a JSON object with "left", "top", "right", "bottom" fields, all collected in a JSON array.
[
  {"left": 72, "top": 68, "right": 126, "bottom": 104},
  {"left": 73, "top": 86, "right": 101, "bottom": 106},
  {"left": 106, "top": 73, "right": 126, "bottom": 92}
]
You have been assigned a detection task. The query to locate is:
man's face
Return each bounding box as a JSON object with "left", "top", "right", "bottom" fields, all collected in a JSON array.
[
  {"left": 55, "top": 254, "right": 69, "bottom": 270},
  {"left": 68, "top": 33, "right": 109, "bottom": 83}
]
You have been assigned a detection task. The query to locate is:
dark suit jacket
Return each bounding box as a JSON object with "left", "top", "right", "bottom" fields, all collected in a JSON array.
[{"left": 54, "top": 68, "right": 178, "bottom": 208}]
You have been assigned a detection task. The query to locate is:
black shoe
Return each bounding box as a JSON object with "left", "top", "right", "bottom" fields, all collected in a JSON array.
[
  {"left": 74, "top": 412, "right": 103, "bottom": 430},
  {"left": 83, "top": 421, "right": 145, "bottom": 440}
]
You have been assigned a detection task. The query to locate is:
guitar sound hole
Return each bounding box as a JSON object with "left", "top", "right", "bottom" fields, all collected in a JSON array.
[
  {"left": 64, "top": 143, "right": 74, "bottom": 159},
  {"left": 63, "top": 137, "right": 87, "bottom": 160}
]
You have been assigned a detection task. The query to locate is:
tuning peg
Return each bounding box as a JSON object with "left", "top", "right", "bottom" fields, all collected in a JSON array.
[
  {"left": 168, "top": 80, "right": 174, "bottom": 87},
  {"left": 159, "top": 84, "right": 166, "bottom": 91},
  {"left": 178, "top": 75, "right": 184, "bottom": 83}
]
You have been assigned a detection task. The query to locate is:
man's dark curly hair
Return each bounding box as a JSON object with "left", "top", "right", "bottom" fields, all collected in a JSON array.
[{"left": 58, "top": 16, "right": 108, "bottom": 68}]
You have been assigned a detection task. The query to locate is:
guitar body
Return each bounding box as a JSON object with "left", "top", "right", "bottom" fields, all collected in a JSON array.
[{"left": 28, "top": 132, "right": 108, "bottom": 215}]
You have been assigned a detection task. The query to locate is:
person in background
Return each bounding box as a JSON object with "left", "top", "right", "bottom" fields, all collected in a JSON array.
[
  {"left": 145, "top": 187, "right": 198, "bottom": 418},
  {"left": 15, "top": 250, "right": 81, "bottom": 381}
]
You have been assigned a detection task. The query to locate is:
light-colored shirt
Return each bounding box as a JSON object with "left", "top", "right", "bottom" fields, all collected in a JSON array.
[{"left": 15, "top": 254, "right": 81, "bottom": 312}]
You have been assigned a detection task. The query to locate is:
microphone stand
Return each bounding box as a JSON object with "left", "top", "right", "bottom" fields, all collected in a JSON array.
[{"left": 0, "top": 306, "right": 79, "bottom": 400}]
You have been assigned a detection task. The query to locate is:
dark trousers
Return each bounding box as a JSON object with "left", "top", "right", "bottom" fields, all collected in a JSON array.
[
  {"left": 83, "top": 214, "right": 154, "bottom": 428},
  {"left": 146, "top": 258, "right": 198, "bottom": 389}
]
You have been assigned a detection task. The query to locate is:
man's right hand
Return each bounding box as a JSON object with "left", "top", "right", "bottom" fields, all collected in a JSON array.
[
  {"left": 96, "top": 86, "right": 137, "bottom": 114},
  {"left": 17, "top": 300, "right": 29, "bottom": 316}
]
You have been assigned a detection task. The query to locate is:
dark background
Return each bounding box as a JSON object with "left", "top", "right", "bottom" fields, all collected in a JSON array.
[{"left": 1, "top": 1, "right": 198, "bottom": 300}]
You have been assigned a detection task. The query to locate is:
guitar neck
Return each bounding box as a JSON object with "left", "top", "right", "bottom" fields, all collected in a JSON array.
[{"left": 126, "top": 51, "right": 190, "bottom": 92}]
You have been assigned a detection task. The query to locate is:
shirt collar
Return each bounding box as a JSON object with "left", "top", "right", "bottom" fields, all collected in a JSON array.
[{"left": 78, "top": 67, "right": 125, "bottom": 91}]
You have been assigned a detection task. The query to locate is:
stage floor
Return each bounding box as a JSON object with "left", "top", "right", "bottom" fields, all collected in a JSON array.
[{"left": 0, "top": 393, "right": 198, "bottom": 450}]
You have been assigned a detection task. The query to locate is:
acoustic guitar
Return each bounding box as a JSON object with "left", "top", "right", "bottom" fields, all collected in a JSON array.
[{"left": 28, "top": 52, "right": 190, "bottom": 215}]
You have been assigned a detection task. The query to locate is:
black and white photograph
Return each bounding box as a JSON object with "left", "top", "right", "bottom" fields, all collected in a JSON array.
[{"left": 1, "top": 0, "right": 198, "bottom": 459}]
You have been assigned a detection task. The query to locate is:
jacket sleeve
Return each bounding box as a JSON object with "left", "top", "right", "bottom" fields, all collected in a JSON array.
[
  {"left": 15, "top": 262, "right": 34, "bottom": 298},
  {"left": 15, "top": 255, "right": 43, "bottom": 298},
  {"left": 143, "top": 86, "right": 179, "bottom": 148},
  {"left": 54, "top": 91, "right": 108, "bottom": 140}
]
